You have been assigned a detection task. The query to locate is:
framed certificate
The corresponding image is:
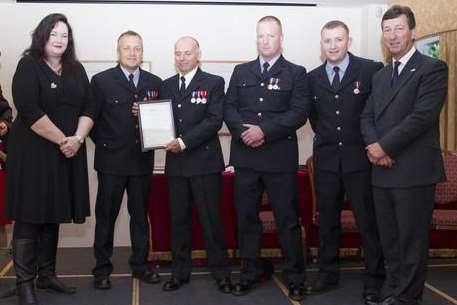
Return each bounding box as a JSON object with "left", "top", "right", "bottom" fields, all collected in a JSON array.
[{"left": 138, "top": 99, "right": 175, "bottom": 151}]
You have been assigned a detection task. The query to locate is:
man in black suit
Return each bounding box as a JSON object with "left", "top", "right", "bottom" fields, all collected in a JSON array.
[
  {"left": 224, "top": 16, "right": 310, "bottom": 302},
  {"left": 306, "top": 21, "right": 385, "bottom": 305},
  {"left": 159, "top": 36, "right": 232, "bottom": 293},
  {"left": 91, "top": 31, "right": 162, "bottom": 289},
  {"left": 361, "top": 6, "right": 448, "bottom": 305}
]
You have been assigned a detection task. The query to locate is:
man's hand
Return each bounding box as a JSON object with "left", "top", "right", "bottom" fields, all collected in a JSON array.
[
  {"left": 376, "top": 155, "right": 395, "bottom": 168},
  {"left": 132, "top": 102, "right": 139, "bottom": 117},
  {"left": 241, "top": 124, "right": 264, "bottom": 147},
  {"left": 59, "top": 136, "right": 81, "bottom": 158},
  {"left": 165, "top": 138, "right": 182, "bottom": 153},
  {"left": 0, "top": 121, "right": 8, "bottom": 136},
  {"left": 366, "top": 142, "right": 387, "bottom": 160}
]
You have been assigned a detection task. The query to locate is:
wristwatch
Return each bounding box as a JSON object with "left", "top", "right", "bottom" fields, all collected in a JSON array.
[{"left": 75, "top": 135, "right": 84, "bottom": 144}]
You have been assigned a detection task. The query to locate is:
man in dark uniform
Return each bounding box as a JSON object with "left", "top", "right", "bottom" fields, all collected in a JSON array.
[
  {"left": 306, "top": 21, "right": 385, "bottom": 305},
  {"left": 361, "top": 6, "right": 448, "bottom": 305},
  {"left": 159, "top": 36, "right": 232, "bottom": 293},
  {"left": 90, "top": 31, "right": 162, "bottom": 289},
  {"left": 224, "top": 16, "right": 310, "bottom": 302}
]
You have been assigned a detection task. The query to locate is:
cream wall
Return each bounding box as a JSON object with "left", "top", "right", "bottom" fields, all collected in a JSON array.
[{"left": 0, "top": 1, "right": 387, "bottom": 247}]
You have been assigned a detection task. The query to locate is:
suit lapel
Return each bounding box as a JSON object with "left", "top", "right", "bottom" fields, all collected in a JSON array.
[
  {"left": 248, "top": 58, "right": 262, "bottom": 81},
  {"left": 168, "top": 74, "right": 180, "bottom": 101},
  {"left": 339, "top": 54, "right": 361, "bottom": 91},
  {"left": 176, "top": 68, "right": 205, "bottom": 101},
  {"left": 267, "top": 55, "right": 285, "bottom": 79},
  {"left": 113, "top": 65, "right": 136, "bottom": 93},
  {"left": 136, "top": 68, "right": 151, "bottom": 93},
  {"left": 315, "top": 64, "right": 333, "bottom": 93},
  {"left": 376, "top": 51, "right": 422, "bottom": 118}
]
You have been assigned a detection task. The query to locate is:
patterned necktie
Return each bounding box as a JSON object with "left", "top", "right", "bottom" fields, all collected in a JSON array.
[
  {"left": 179, "top": 76, "right": 186, "bottom": 95},
  {"left": 262, "top": 61, "right": 270, "bottom": 77},
  {"left": 332, "top": 66, "right": 341, "bottom": 91},
  {"left": 128, "top": 73, "right": 136, "bottom": 90},
  {"left": 391, "top": 61, "right": 401, "bottom": 88}
]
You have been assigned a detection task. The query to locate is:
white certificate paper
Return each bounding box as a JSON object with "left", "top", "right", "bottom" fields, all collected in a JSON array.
[{"left": 138, "top": 99, "right": 175, "bottom": 151}]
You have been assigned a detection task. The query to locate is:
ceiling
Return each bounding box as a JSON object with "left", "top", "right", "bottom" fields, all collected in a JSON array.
[{"left": 3, "top": 0, "right": 390, "bottom": 4}]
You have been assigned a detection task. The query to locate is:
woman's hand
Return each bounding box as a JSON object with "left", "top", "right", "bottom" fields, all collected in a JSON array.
[{"left": 59, "top": 136, "right": 81, "bottom": 158}]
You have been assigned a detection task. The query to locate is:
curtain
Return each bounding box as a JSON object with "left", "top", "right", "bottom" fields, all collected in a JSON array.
[{"left": 439, "top": 30, "right": 457, "bottom": 151}]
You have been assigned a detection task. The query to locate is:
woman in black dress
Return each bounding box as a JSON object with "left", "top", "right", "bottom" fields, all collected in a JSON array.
[{"left": 6, "top": 13, "right": 94, "bottom": 305}]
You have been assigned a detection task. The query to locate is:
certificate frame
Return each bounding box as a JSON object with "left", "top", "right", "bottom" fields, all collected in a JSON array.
[{"left": 137, "top": 99, "right": 175, "bottom": 151}]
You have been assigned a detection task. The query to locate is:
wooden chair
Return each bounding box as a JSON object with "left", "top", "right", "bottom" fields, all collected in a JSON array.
[{"left": 429, "top": 151, "right": 457, "bottom": 256}]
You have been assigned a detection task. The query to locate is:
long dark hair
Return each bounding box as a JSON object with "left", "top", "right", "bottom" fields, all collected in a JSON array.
[{"left": 23, "top": 13, "right": 78, "bottom": 70}]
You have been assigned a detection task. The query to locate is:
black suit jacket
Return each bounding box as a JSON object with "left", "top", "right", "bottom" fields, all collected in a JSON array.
[
  {"left": 91, "top": 65, "right": 162, "bottom": 176},
  {"left": 162, "top": 68, "right": 225, "bottom": 177},
  {"left": 309, "top": 53, "right": 383, "bottom": 173},
  {"left": 224, "top": 56, "right": 311, "bottom": 173},
  {"left": 361, "top": 51, "right": 448, "bottom": 188}
]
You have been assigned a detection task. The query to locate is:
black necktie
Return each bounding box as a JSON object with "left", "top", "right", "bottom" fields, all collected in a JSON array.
[
  {"left": 391, "top": 61, "right": 401, "bottom": 88},
  {"left": 332, "top": 66, "right": 341, "bottom": 91},
  {"left": 128, "top": 73, "right": 136, "bottom": 90},
  {"left": 262, "top": 62, "right": 270, "bottom": 77},
  {"left": 179, "top": 76, "right": 186, "bottom": 95}
]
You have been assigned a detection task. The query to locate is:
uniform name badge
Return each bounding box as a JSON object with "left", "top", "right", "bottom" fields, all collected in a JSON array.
[{"left": 137, "top": 99, "right": 175, "bottom": 151}]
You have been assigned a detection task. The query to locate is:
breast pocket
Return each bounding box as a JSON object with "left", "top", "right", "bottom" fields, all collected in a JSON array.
[{"left": 236, "top": 80, "right": 258, "bottom": 106}]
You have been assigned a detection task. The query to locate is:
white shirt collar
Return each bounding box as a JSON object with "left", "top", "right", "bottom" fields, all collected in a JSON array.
[
  {"left": 179, "top": 66, "right": 199, "bottom": 89},
  {"left": 120, "top": 65, "right": 140, "bottom": 81},
  {"left": 259, "top": 54, "right": 281, "bottom": 72},
  {"left": 392, "top": 46, "right": 416, "bottom": 74}
]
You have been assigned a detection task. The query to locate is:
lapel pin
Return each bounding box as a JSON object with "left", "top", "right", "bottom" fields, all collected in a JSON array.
[
  {"left": 410, "top": 68, "right": 416, "bottom": 72},
  {"left": 51, "top": 82, "right": 57, "bottom": 89}
]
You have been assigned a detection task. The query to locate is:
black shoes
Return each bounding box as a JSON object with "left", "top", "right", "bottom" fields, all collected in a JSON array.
[
  {"left": 288, "top": 283, "right": 305, "bottom": 302},
  {"left": 216, "top": 277, "right": 232, "bottom": 294},
  {"left": 132, "top": 270, "right": 161, "bottom": 284},
  {"left": 377, "top": 296, "right": 401, "bottom": 305},
  {"left": 162, "top": 276, "right": 189, "bottom": 291},
  {"left": 305, "top": 276, "right": 338, "bottom": 295},
  {"left": 36, "top": 276, "right": 76, "bottom": 294},
  {"left": 94, "top": 277, "right": 111, "bottom": 290},
  {"left": 231, "top": 280, "right": 253, "bottom": 296},
  {"left": 362, "top": 287, "right": 381, "bottom": 305},
  {"left": 232, "top": 258, "right": 275, "bottom": 296}
]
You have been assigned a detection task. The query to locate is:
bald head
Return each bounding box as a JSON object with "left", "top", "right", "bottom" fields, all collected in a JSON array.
[{"left": 174, "top": 36, "right": 201, "bottom": 74}]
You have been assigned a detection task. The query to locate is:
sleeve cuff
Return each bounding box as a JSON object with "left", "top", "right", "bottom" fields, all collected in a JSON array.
[{"left": 177, "top": 137, "right": 186, "bottom": 151}]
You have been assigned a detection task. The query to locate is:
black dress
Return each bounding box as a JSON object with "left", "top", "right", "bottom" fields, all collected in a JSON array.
[{"left": 5, "top": 55, "right": 94, "bottom": 224}]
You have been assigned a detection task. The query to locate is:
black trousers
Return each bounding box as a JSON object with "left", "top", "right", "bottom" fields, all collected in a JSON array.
[
  {"left": 93, "top": 172, "right": 151, "bottom": 277},
  {"left": 234, "top": 168, "right": 305, "bottom": 285},
  {"left": 315, "top": 168, "right": 385, "bottom": 288},
  {"left": 167, "top": 173, "right": 230, "bottom": 281},
  {"left": 373, "top": 185, "right": 435, "bottom": 304},
  {"left": 13, "top": 222, "right": 59, "bottom": 241}
]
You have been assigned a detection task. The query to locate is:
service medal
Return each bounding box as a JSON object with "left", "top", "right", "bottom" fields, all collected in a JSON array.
[
  {"left": 201, "top": 91, "right": 207, "bottom": 104},
  {"left": 353, "top": 81, "right": 361, "bottom": 95},
  {"left": 267, "top": 78, "right": 274, "bottom": 90}
]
